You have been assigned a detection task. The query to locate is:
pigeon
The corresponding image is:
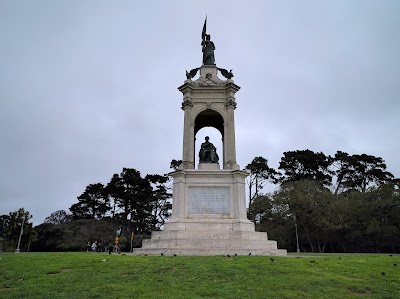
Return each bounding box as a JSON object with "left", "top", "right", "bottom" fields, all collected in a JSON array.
[
  {"left": 270, "top": 258, "right": 275, "bottom": 262},
  {"left": 173, "top": 254, "right": 177, "bottom": 257},
  {"left": 381, "top": 272, "right": 385, "bottom": 275},
  {"left": 248, "top": 253, "right": 252, "bottom": 256},
  {"left": 227, "top": 255, "right": 230, "bottom": 257},
  {"left": 394, "top": 264, "right": 397, "bottom": 267}
]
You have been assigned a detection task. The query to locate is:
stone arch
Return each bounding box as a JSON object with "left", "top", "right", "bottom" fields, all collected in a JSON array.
[{"left": 194, "top": 109, "right": 224, "bottom": 136}]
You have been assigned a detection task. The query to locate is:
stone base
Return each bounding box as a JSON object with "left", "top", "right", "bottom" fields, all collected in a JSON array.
[
  {"left": 198, "top": 163, "right": 220, "bottom": 170},
  {"left": 130, "top": 169, "right": 287, "bottom": 256},
  {"left": 131, "top": 218, "right": 287, "bottom": 256}
]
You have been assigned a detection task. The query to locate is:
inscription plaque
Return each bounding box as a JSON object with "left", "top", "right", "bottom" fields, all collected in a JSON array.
[{"left": 188, "top": 187, "right": 230, "bottom": 214}]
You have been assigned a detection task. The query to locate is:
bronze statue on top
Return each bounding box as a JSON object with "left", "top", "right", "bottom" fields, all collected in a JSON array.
[
  {"left": 199, "top": 136, "right": 219, "bottom": 163},
  {"left": 202, "top": 34, "right": 215, "bottom": 65},
  {"left": 201, "top": 18, "right": 215, "bottom": 65}
]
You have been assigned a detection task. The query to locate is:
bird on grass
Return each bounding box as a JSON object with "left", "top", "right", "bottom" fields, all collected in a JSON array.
[
  {"left": 234, "top": 253, "right": 237, "bottom": 256},
  {"left": 161, "top": 252, "right": 164, "bottom": 256},
  {"left": 310, "top": 260, "right": 316, "bottom": 263},
  {"left": 227, "top": 255, "right": 231, "bottom": 258},
  {"left": 173, "top": 254, "right": 177, "bottom": 257},
  {"left": 248, "top": 253, "right": 252, "bottom": 256},
  {"left": 381, "top": 272, "right": 385, "bottom": 276},
  {"left": 394, "top": 263, "right": 397, "bottom": 267},
  {"left": 270, "top": 258, "right": 275, "bottom": 262}
]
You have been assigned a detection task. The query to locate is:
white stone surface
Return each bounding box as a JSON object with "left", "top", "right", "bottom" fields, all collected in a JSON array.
[
  {"left": 133, "top": 168, "right": 287, "bottom": 256},
  {"left": 198, "top": 163, "right": 220, "bottom": 170},
  {"left": 188, "top": 186, "right": 230, "bottom": 214},
  {"left": 131, "top": 65, "right": 287, "bottom": 256}
]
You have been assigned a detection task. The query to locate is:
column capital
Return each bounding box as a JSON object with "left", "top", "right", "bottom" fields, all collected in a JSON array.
[
  {"left": 225, "top": 98, "right": 237, "bottom": 109},
  {"left": 181, "top": 98, "right": 193, "bottom": 110}
]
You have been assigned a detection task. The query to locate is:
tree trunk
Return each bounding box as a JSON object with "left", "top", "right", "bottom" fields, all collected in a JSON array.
[
  {"left": 341, "top": 239, "right": 346, "bottom": 252},
  {"left": 302, "top": 223, "right": 315, "bottom": 252}
]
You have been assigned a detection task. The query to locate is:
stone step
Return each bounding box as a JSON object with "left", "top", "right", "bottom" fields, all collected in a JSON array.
[
  {"left": 142, "top": 238, "right": 279, "bottom": 250},
  {"left": 163, "top": 220, "right": 256, "bottom": 232},
  {"left": 130, "top": 247, "right": 287, "bottom": 256},
  {"left": 150, "top": 230, "right": 269, "bottom": 241}
]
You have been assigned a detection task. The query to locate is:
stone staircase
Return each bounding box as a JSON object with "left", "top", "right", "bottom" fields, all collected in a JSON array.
[{"left": 131, "top": 219, "right": 287, "bottom": 256}]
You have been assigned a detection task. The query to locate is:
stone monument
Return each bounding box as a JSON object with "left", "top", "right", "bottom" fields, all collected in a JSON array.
[{"left": 133, "top": 20, "right": 286, "bottom": 256}]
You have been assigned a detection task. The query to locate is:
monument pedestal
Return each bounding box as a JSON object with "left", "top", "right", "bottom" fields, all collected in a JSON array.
[
  {"left": 131, "top": 48, "right": 286, "bottom": 255},
  {"left": 132, "top": 167, "right": 287, "bottom": 256}
]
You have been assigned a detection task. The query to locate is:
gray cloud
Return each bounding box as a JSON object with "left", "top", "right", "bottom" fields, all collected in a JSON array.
[{"left": 1, "top": 0, "right": 399, "bottom": 224}]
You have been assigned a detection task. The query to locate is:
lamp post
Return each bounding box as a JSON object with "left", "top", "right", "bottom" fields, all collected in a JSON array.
[
  {"left": 15, "top": 218, "right": 25, "bottom": 253},
  {"left": 294, "top": 216, "right": 300, "bottom": 253}
]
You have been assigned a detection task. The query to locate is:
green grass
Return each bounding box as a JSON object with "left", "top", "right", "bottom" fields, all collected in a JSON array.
[{"left": 0, "top": 252, "right": 399, "bottom": 298}]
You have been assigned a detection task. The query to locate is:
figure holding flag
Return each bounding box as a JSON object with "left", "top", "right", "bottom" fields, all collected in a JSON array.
[{"left": 201, "top": 17, "right": 215, "bottom": 65}]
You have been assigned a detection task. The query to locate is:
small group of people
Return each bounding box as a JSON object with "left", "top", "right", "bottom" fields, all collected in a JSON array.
[
  {"left": 86, "top": 241, "right": 105, "bottom": 252},
  {"left": 86, "top": 240, "right": 121, "bottom": 254}
]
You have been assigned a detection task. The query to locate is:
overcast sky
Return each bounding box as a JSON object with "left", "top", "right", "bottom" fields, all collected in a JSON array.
[{"left": 1, "top": 1, "right": 399, "bottom": 225}]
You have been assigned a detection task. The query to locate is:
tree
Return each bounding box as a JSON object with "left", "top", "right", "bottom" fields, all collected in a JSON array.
[
  {"left": 0, "top": 208, "right": 35, "bottom": 252},
  {"left": 248, "top": 194, "right": 273, "bottom": 224},
  {"left": 146, "top": 174, "right": 172, "bottom": 229},
  {"left": 44, "top": 210, "right": 71, "bottom": 225},
  {"left": 245, "top": 156, "right": 277, "bottom": 206},
  {"left": 70, "top": 183, "right": 110, "bottom": 219},
  {"left": 249, "top": 194, "right": 297, "bottom": 251},
  {"left": 273, "top": 180, "right": 333, "bottom": 252},
  {"left": 30, "top": 218, "right": 119, "bottom": 252},
  {"left": 278, "top": 150, "right": 332, "bottom": 186},
  {"left": 331, "top": 152, "right": 394, "bottom": 193},
  {"left": 106, "top": 168, "right": 153, "bottom": 234},
  {"left": 170, "top": 159, "right": 182, "bottom": 171},
  {"left": 364, "top": 183, "right": 400, "bottom": 252}
]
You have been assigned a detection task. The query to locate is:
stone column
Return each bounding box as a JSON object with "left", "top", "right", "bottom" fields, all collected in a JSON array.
[
  {"left": 170, "top": 171, "right": 186, "bottom": 219},
  {"left": 225, "top": 98, "right": 237, "bottom": 168},
  {"left": 223, "top": 123, "right": 228, "bottom": 169},
  {"left": 181, "top": 98, "right": 194, "bottom": 169}
]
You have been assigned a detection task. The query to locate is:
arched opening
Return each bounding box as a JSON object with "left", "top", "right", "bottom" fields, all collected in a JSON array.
[
  {"left": 195, "top": 127, "right": 223, "bottom": 167},
  {"left": 194, "top": 110, "right": 224, "bottom": 136},
  {"left": 194, "top": 110, "right": 224, "bottom": 167}
]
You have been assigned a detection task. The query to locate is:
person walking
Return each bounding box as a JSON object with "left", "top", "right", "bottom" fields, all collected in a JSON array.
[{"left": 91, "top": 241, "right": 97, "bottom": 252}]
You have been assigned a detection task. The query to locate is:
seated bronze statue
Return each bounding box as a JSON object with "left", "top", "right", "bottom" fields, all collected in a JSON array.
[{"left": 199, "top": 136, "right": 219, "bottom": 163}]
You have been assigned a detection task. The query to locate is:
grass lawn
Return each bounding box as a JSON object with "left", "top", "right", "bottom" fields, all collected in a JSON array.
[{"left": 0, "top": 252, "right": 399, "bottom": 298}]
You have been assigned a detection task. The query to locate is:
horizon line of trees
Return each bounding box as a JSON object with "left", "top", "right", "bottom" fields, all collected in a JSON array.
[
  {"left": 245, "top": 150, "right": 399, "bottom": 253},
  {"left": 1, "top": 149, "right": 398, "bottom": 253},
  {"left": 0, "top": 168, "right": 172, "bottom": 252}
]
